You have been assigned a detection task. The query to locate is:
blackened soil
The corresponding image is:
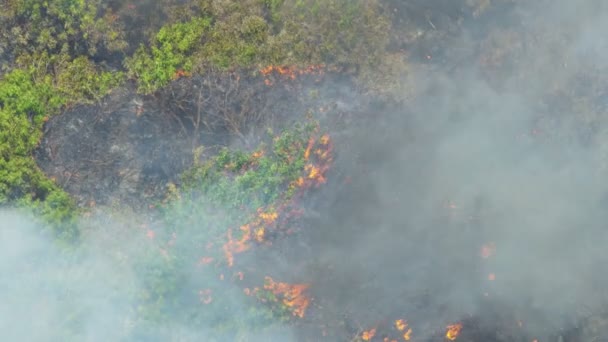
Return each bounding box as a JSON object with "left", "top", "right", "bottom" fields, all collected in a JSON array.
[
  {"left": 34, "top": 85, "right": 199, "bottom": 209},
  {"left": 34, "top": 72, "right": 362, "bottom": 209}
]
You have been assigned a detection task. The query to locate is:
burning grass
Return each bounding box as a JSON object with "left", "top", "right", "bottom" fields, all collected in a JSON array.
[{"left": 146, "top": 120, "right": 334, "bottom": 330}]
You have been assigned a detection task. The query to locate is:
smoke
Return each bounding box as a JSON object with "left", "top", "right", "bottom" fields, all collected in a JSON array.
[
  {"left": 0, "top": 208, "right": 299, "bottom": 341},
  {"left": 0, "top": 210, "right": 136, "bottom": 341},
  {"left": 282, "top": 0, "right": 608, "bottom": 340},
  {"left": 7, "top": 0, "right": 608, "bottom": 341}
]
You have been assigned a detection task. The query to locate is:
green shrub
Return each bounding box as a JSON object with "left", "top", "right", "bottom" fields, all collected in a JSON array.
[
  {"left": 0, "top": 0, "right": 127, "bottom": 60},
  {"left": 0, "top": 56, "right": 120, "bottom": 237},
  {"left": 125, "top": 17, "right": 212, "bottom": 93},
  {"left": 126, "top": 0, "right": 400, "bottom": 93}
]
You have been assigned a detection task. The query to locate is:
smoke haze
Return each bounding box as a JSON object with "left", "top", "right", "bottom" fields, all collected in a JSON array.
[{"left": 4, "top": 0, "right": 608, "bottom": 341}]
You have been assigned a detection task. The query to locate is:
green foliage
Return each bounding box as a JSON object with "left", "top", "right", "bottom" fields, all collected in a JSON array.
[
  {"left": 0, "top": 68, "right": 62, "bottom": 119},
  {"left": 0, "top": 56, "right": 119, "bottom": 237},
  {"left": 180, "top": 122, "right": 315, "bottom": 211},
  {"left": 197, "top": 9, "right": 270, "bottom": 69},
  {"left": 125, "top": 17, "right": 212, "bottom": 93},
  {"left": 262, "top": 0, "right": 285, "bottom": 23},
  {"left": 273, "top": 0, "right": 400, "bottom": 83},
  {"left": 123, "top": 123, "right": 321, "bottom": 338},
  {"left": 0, "top": 0, "right": 127, "bottom": 61},
  {"left": 16, "top": 52, "right": 124, "bottom": 103},
  {"left": 126, "top": 0, "right": 400, "bottom": 93}
]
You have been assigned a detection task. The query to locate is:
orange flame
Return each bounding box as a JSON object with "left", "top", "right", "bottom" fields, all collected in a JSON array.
[
  {"left": 254, "top": 227, "right": 265, "bottom": 242},
  {"left": 395, "top": 319, "right": 412, "bottom": 340},
  {"left": 264, "top": 276, "right": 311, "bottom": 318},
  {"left": 258, "top": 209, "right": 278, "bottom": 224},
  {"left": 251, "top": 150, "right": 265, "bottom": 159},
  {"left": 362, "top": 328, "right": 377, "bottom": 341},
  {"left": 173, "top": 69, "right": 191, "bottom": 80},
  {"left": 304, "top": 137, "right": 315, "bottom": 161},
  {"left": 319, "top": 134, "right": 330, "bottom": 145},
  {"left": 223, "top": 225, "right": 251, "bottom": 267},
  {"left": 289, "top": 134, "right": 333, "bottom": 191},
  {"left": 446, "top": 323, "right": 463, "bottom": 340},
  {"left": 222, "top": 133, "right": 333, "bottom": 266},
  {"left": 260, "top": 64, "right": 325, "bottom": 84}
]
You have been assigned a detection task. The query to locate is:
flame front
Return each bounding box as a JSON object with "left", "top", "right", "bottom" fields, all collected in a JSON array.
[
  {"left": 223, "top": 225, "right": 251, "bottom": 267},
  {"left": 445, "top": 323, "right": 463, "bottom": 340},
  {"left": 260, "top": 64, "right": 326, "bottom": 86},
  {"left": 295, "top": 133, "right": 333, "bottom": 189},
  {"left": 263, "top": 276, "right": 311, "bottom": 318}
]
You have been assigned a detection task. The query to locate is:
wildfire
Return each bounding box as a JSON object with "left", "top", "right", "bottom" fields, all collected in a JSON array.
[
  {"left": 319, "top": 134, "right": 330, "bottom": 145},
  {"left": 251, "top": 149, "right": 265, "bottom": 159},
  {"left": 263, "top": 276, "right": 311, "bottom": 318},
  {"left": 254, "top": 227, "right": 265, "bottom": 242},
  {"left": 223, "top": 225, "right": 251, "bottom": 267},
  {"left": 395, "top": 319, "right": 412, "bottom": 340},
  {"left": 304, "top": 137, "right": 315, "bottom": 160},
  {"left": 305, "top": 164, "right": 323, "bottom": 182},
  {"left": 222, "top": 208, "right": 281, "bottom": 265},
  {"left": 173, "top": 69, "right": 191, "bottom": 80},
  {"left": 260, "top": 64, "right": 325, "bottom": 84},
  {"left": 362, "top": 328, "right": 377, "bottom": 341},
  {"left": 258, "top": 209, "right": 278, "bottom": 224},
  {"left": 293, "top": 133, "right": 333, "bottom": 189},
  {"left": 445, "top": 323, "right": 463, "bottom": 340}
]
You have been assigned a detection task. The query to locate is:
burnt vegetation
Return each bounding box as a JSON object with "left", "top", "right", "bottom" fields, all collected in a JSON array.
[{"left": 2, "top": 0, "right": 608, "bottom": 341}]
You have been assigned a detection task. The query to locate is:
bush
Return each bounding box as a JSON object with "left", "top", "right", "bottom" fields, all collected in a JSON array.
[
  {"left": 125, "top": 0, "right": 402, "bottom": 93},
  {"left": 0, "top": 0, "right": 127, "bottom": 62},
  {"left": 0, "top": 55, "right": 121, "bottom": 236}
]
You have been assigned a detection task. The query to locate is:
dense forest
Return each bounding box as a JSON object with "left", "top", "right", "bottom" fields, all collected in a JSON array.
[{"left": 3, "top": 0, "right": 608, "bottom": 341}]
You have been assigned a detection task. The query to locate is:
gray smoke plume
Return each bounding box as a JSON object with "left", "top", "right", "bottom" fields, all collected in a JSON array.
[{"left": 283, "top": 0, "right": 608, "bottom": 340}]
